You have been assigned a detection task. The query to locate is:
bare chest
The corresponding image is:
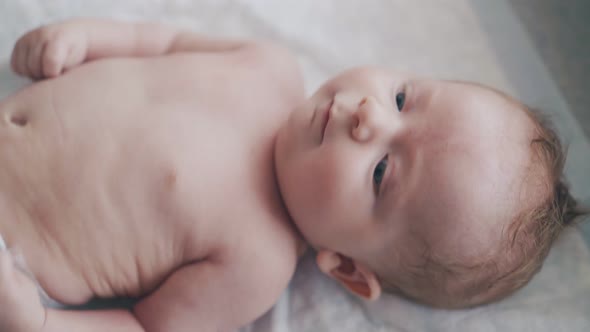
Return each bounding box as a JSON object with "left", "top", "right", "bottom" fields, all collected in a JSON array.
[{"left": 0, "top": 55, "right": 296, "bottom": 304}]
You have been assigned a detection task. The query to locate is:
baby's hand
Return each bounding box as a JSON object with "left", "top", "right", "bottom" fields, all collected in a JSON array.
[
  {"left": 0, "top": 251, "right": 46, "bottom": 332},
  {"left": 11, "top": 21, "right": 88, "bottom": 80}
]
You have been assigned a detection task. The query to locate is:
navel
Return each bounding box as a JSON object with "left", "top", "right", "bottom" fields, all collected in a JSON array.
[{"left": 5, "top": 110, "right": 29, "bottom": 127}]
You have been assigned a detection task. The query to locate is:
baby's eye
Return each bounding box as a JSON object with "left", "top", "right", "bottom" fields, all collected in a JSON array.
[
  {"left": 373, "top": 155, "right": 388, "bottom": 194},
  {"left": 395, "top": 91, "right": 406, "bottom": 111}
]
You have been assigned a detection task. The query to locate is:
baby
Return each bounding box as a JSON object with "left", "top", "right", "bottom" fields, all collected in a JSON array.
[{"left": 0, "top": 18, "right": 586, "bottom": 332}]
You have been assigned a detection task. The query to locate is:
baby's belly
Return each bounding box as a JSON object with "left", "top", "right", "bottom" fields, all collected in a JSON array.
[{"left": 0, "top": 65, "right": 195, "bottom": 304}]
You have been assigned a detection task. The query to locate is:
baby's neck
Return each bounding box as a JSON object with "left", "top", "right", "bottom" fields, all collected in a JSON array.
[{"left": 271, "top": 135, "right": 309, "bottom": 260}]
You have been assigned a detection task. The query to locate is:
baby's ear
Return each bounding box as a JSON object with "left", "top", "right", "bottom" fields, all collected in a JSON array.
[{"left": 316, "top": 250, "right": 382, "bottom": 301}]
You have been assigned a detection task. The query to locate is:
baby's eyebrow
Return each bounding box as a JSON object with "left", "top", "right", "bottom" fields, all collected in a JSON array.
[{"left": 411, "top": 81, "right": 436, "bottom": 110}]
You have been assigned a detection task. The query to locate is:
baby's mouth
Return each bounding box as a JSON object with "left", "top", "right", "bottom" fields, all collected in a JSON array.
[{"left": 320, "top": 99, "right": 334, "bottom": 143}]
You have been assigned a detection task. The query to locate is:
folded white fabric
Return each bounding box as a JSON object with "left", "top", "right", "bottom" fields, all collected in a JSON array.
[
  {"left": 1, "top": 1, "right": 589, "bottom": 331},
  {"left": 0, "top": 233, "right": 5, "bottom": 250}
]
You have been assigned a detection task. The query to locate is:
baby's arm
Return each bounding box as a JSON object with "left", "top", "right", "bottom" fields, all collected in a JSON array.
[
  {"left": 1, "top": 249, "right": 144, "bottom": 332},
  {"left": 69, "top": 18, "right": 250, "bottom": 57},
  {"left": 134, "top": 257, "right": 291, "bottom": 332},
  {"left": 42, "top": 309, "right": 144, "bottom": 332},
  {"left": 43, "top": 258, "right": 287, "bottom": 332},
  {"left": 2, "top": 249, "right": 281, "bottom": 332},
  {"left": 11, "top": 18, "right": 253, "bottom": 79}
]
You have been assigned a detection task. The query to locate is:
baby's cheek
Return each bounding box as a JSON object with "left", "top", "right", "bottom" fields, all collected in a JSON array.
[{"left": 312, "top": 158, "right": 343, "bottom": 195}]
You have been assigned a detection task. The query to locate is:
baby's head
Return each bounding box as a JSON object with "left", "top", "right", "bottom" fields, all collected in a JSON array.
[{"left": 274, "top": 67, "right": 587, "bottom": 308}]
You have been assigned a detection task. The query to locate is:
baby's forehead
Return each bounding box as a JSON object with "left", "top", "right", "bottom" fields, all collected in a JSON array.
[
  {"left": 395, "top": 88, "right": 535, "bottom": 260},
  {"left": 434, "top": 82, "right": 534, "bottom": 146},
  {"left": 374, "top": 80, "right": 544, "bottom": 279},
  {"left": 418, "top": 166, "right": 529, "bottom": 261}
]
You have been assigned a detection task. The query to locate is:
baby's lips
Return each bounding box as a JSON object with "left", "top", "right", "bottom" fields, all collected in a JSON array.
[{"left": 320, "top": 99, "right": 334, "bottom": 143}]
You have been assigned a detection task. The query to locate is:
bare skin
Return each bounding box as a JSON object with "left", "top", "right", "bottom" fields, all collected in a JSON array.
[
  {"left": 0, "top": 18, "right": 305, "bottom": 332},
  {"left": 274, "top": 67, "right": 536, "bottom": 302},
  {"left": 0, "top": 16, "right": 539, "bottom": 332}
]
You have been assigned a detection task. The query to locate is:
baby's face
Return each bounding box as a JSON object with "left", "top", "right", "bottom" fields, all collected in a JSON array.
[{"left": 274, "top": 67, "right": 534, "bottom": 269}]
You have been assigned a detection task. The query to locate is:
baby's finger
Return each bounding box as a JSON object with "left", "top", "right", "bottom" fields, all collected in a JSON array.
[
  {"left": 62, "top": 44, "right": 84, "bottom": 73},
  {"left": 10, "top": 38, "right": 27, "bottom": 75},
  {"left": 28, "top": 41, "right": 47, "bottom": 80},
  {"left": 42, "top": 41, "right": 66, "bottom": 78},
  {"left": 10, "top": 44, "right": 19, "bottom": 73},
  {"left": 18, "top": 41, "right": 33, "bottom": 78}
]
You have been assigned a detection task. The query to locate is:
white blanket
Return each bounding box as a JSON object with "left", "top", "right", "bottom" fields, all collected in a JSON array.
[{"left": 1, "top": 1, "right": 589, "bottom": 331}]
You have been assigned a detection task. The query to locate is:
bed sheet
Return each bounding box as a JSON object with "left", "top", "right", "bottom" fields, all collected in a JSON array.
[{"left": 0, "top": 1, "right": 588, "bottom": 331}]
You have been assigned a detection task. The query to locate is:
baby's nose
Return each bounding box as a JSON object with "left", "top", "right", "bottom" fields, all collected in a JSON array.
[{"left": 351, "top": 96, "right": 381, "bottom": 142}]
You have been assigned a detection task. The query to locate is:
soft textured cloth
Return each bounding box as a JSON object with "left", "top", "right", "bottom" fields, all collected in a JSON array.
[
  {"left": 0, "top": 1, "right": 589, "bottom": 331},
  {"left": 0, "top": 234, "right": 64, "bottom": 308}
]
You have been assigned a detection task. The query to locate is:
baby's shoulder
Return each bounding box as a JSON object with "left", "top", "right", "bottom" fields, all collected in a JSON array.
[
  {"left": 234, "top": 42, "right": 305, "bottom": 102},
  {"left": 222, "top": 212, "right": 301, "bottom": 295},
  {"left": 211, "top": 229, "right": 297, "bottom": 315}
]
